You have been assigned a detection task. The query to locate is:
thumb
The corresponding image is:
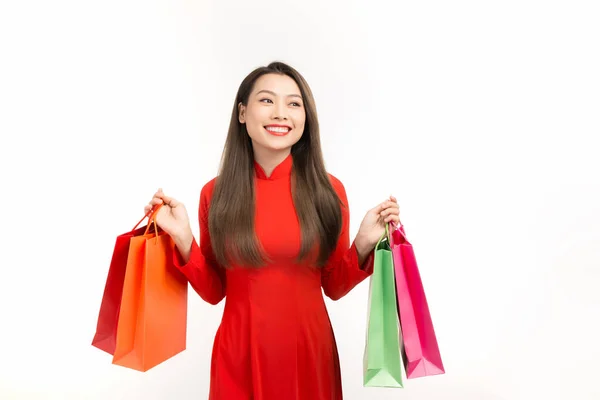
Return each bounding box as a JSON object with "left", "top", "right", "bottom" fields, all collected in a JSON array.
[
  {"left": 162, "top": 194, "right": 180, "bottom": 208},
  {"left": 371, "top": 201, "right": 385, "bottom": 214},
  {"left": 157, "top": 188, "right": 179, "bottom": 208}
]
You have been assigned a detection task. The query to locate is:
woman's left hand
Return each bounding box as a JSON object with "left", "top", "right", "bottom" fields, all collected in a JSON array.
[{"left": 355, "top": 195, "right": 401, "bottom": 257}]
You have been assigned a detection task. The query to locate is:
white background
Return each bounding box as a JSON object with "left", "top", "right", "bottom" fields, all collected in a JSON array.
[{"left": 1, "top": 0, "right": 599, "bottom": 399}]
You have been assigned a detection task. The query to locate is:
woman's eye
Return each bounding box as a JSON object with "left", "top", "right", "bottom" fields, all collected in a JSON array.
[{"left": 260, "top": 98, "right": 301, "bottom": 107}]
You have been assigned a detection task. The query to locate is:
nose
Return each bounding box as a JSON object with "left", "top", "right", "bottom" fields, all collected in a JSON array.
[{"left": 272, "top": 102, "right": 288, "bottom": 120}]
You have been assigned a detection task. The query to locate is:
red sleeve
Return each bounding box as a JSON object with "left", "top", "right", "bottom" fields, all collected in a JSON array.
[
  {"left": 172, "top": 180, "right": 226, "bottom": 305},
  {"left": 321, "top": 176, "right": 374, "bottom": 301}
]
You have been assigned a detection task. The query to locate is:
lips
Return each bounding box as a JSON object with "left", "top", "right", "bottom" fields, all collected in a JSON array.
[{"left": 264, "top": 125, "right": 291, "bottom": 136}]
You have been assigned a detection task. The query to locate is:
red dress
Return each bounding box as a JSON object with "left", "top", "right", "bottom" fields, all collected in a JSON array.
[{"left": 174, "top": 153, "right": 374, "bottom": 400}]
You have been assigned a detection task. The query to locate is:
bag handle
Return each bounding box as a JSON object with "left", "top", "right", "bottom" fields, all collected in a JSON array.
[
  {"left": 389, "top": 221, "right": 408, "bottom": 245},
  {"left": 130, "top": 203, "right": 163, "bottom": 237},
  {"left": 144, "top": 204, "right": 162, "bottom": 237},
  {"left": 375, "top": 219, "right": 391, "bottom": 249}
]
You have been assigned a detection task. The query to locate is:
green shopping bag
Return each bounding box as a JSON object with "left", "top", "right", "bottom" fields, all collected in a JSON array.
[{"left": 363, "top": 223, "right": 404, "bottom": 388}]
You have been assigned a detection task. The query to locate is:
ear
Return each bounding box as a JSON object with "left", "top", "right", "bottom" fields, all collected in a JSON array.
[{"left": 238, "top": 102, "right": 246, "bottom": 124}]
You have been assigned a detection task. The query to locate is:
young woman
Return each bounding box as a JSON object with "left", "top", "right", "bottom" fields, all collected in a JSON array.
[{"left": 145, "top": 62, "right": 400, "bottom": 400}]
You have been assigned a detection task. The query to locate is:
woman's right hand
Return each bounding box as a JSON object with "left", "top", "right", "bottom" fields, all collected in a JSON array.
[{"left": 145, "top": 188, "right": 191, "bottom": 240}]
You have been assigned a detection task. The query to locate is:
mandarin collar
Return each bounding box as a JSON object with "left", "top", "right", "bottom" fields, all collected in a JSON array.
[{"left": 253, "top": 153, "right": 293, "bottom": 181}]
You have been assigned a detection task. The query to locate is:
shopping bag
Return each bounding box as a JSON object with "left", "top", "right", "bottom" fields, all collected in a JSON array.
[
  {"left": 93, "top": 205, "right": 188, "bottom": 372},
  {"left": 389, "top": 222, "right": 444, "bottom": 378},
  {"left": 363, "top": 223, "right": 404, "bottom": 388},
  {"left": 91, "top": 212, "right": 152, "bottom": 354}
]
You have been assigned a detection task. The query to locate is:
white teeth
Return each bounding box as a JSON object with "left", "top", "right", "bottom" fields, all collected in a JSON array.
[{"left": 266, "top": 126, "right": 290, "bottom": 133}]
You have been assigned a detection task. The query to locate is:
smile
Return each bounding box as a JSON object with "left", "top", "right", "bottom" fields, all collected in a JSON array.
[{"left": 264, "top": 126, "right": 291, "bottom": 136}]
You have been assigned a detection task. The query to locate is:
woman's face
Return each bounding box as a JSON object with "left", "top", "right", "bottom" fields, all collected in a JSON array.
[{"left": 239, "top": 73, "right": 306, "bottom": 158}]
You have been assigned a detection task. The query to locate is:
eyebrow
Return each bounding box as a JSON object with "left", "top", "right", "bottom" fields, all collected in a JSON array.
[{"left": 256, "top": 89, "right": 303, "bottom": 100}]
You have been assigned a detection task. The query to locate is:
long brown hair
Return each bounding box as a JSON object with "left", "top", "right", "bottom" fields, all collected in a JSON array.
[{"left": 208, "top": 61, "right": 343, "bottom": 268}]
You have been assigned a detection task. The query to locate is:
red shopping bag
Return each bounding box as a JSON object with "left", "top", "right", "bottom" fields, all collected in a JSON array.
[
  {"left": 389, "top": 222, "right": 445, "bottom": 378},
  {"left": 91, "top": 213, "right": 151, "bottom": 354}
]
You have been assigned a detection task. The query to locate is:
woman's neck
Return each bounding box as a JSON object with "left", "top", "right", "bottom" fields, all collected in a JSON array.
[{"left": 253, "top": 148, "right": 291, "bottom": 178}]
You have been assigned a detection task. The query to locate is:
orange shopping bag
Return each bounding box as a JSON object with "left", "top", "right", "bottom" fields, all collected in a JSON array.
[{"left": 105, "top": 205, "right": 188, "bottom": 372}]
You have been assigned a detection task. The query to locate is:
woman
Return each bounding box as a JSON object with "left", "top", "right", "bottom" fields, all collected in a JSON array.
[{"left": 145, "top": 61, "right": 400, "bottom": 400}]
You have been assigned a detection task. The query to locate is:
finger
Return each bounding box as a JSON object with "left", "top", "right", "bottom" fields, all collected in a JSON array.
[
  {"left": 383, "top": 200, "right": 399, "bottom": 208},
  {"left": 372, "top": 202, "right": 386, "bottom": 213},
  {"left": 374, "top": 200, "right": 398, "bottom": 214},
  {"left": 380, "top": 207, "right": 400, "bottom": 217},
  {"left": 385, "top": 214, "right": 401, "bottom": 223},
  {"left": 154, "top": 188, "right": 179, "bottom": 206},
  {"left": 379, "top": 201, "right": 399, "bottom": 212},
  {"left": 151, "top": 197, "right": 164, "bottom": 206},
  {"left": 159, "top": 193, "right": 180, "bottom": 208},
  {"left": 165, "top": 195, "right": 179, "bottom": 207},
  {"left": 390, "top": 195, "right": 398, "bottom": 203},
  {"left": 153, "top": 188, "right": 165, "bottom": 199}
]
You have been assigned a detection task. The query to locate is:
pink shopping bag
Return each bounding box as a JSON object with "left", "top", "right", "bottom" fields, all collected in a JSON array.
[{"left": 389, "top": 222, "right": 445, "bottom": 378}]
